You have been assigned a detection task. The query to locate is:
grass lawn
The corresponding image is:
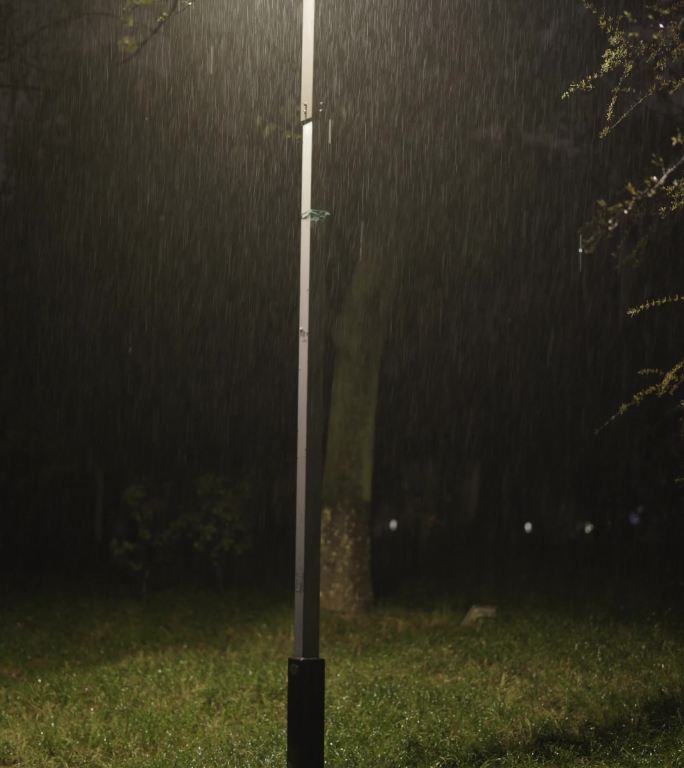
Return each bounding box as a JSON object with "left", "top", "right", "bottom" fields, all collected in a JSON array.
[{"left": 1, "top": 586, "right": 683, "bottom": 767}]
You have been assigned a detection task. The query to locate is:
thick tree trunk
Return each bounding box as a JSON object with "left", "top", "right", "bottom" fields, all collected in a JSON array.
[{"left": 320, "top": 247, "right": 390, "bottom": 614}]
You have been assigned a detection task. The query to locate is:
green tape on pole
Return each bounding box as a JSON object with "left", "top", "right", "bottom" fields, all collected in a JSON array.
[{"left": 301, "top": 209, "right": 331, "bottom": 223}]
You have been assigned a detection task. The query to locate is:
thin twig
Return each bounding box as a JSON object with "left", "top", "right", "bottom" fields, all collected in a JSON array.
[{"left": 653, "top": 149, "right": 684, "bottom": 192}]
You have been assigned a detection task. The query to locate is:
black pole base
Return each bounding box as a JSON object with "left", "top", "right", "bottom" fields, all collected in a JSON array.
[{"left": 287, "top": 657, "right": 325, "bottom": 768}]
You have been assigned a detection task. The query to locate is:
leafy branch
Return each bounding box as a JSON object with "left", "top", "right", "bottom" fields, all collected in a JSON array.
[
  {"left": 571, "top": 2, "right": 684, "bottom": 478},
  {"left": 627, "top": 292, "right": 684, "bottom": 316},
  {"left": 599, "top": 359, "right": 684, "bottom": 431},
  {"left": 565, "top": 1, "right": 684, "bottom": 136},
  {"left": 581, "top": 144, "right": 684, "bottom": 263},
  {"left": 119, "top": 0, "right": 194, "bottom": 59},
  {"left": 568, "top": 2, "right": 684, "bottom": 261}
]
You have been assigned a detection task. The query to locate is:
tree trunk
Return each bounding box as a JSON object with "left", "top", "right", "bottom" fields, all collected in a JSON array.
[{"left": 320, "top": 245, "right": 391, "bottom": 614}]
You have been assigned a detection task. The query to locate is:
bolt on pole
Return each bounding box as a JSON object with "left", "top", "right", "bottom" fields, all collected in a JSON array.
[{"left": 287, "top": 0, "right": 325, "bottom": 766}]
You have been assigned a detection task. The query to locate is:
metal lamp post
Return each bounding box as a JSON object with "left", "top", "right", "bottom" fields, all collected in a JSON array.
[{"left": 287, "top": 0, "right": 325, "bottom": 766}]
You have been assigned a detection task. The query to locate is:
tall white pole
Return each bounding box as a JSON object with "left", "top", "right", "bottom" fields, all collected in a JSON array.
[
  {"left": 294, "top": 59, "right": 316, "bottom": 662},
  {"left": 287, "top": 0, "right": 325, "bottom": 765}
]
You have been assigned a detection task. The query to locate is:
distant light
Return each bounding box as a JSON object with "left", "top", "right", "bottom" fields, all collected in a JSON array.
[
  {"left": 523, "top": 521, "right": 533, "bottom": 534},
  {"left": 628, "top": 511, "right": 641, "bottom": 526},
  {"left": 388, "top": 519, "right": 398, "bottom": 532},
  {"left": 659, "top": 22, "right": 665, "bottom": 29},
  {"left": 584, "top": 522, "right": 595, "bottom": 535}
]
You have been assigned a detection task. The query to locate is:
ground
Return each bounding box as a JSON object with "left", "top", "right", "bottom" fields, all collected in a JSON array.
[{"left": 0, "top": 585, "right": 683, "bottom": 767}]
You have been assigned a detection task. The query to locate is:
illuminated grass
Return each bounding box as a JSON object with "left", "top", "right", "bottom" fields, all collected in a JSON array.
[{"left": 0, "top": 589, "right": 683, "bottom": 767}]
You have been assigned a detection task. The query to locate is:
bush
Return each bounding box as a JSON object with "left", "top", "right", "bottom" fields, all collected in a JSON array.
[
  {"left": 111, "top": 474, "right": 252, "bottom": 593},
  {"left": 173, "top": 474, "right": 252, "bottom": 591},
  {"left": 111, "top": 481, "right": 174, "bottom": 597}
]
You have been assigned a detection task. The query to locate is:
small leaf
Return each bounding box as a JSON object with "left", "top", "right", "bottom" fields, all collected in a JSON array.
[{"left": 118, "top": 35, "right": 138, "bottom": 55}]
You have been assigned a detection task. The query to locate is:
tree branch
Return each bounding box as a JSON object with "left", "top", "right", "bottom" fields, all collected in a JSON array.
[
  {"left": 120, "top": 0, "right": 185, "bottom": 62},
  {"left": 654, "top": 148, "right": 684, "bottom": 192},
  {"left": 0, "top": 11, "right": 119, "bottom": 65}
]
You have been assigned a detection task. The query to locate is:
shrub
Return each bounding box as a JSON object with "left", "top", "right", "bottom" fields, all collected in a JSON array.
[
  {"left": 172, "top": 474, "right": 252, "bottom": 591},
  {"left": 110, "top": 481, "right": 174, "bottom": 596}
]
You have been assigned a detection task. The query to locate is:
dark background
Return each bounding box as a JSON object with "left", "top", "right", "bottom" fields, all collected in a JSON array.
[{"left": 1, "top": 0, "right": 682, "bottom": 601}]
